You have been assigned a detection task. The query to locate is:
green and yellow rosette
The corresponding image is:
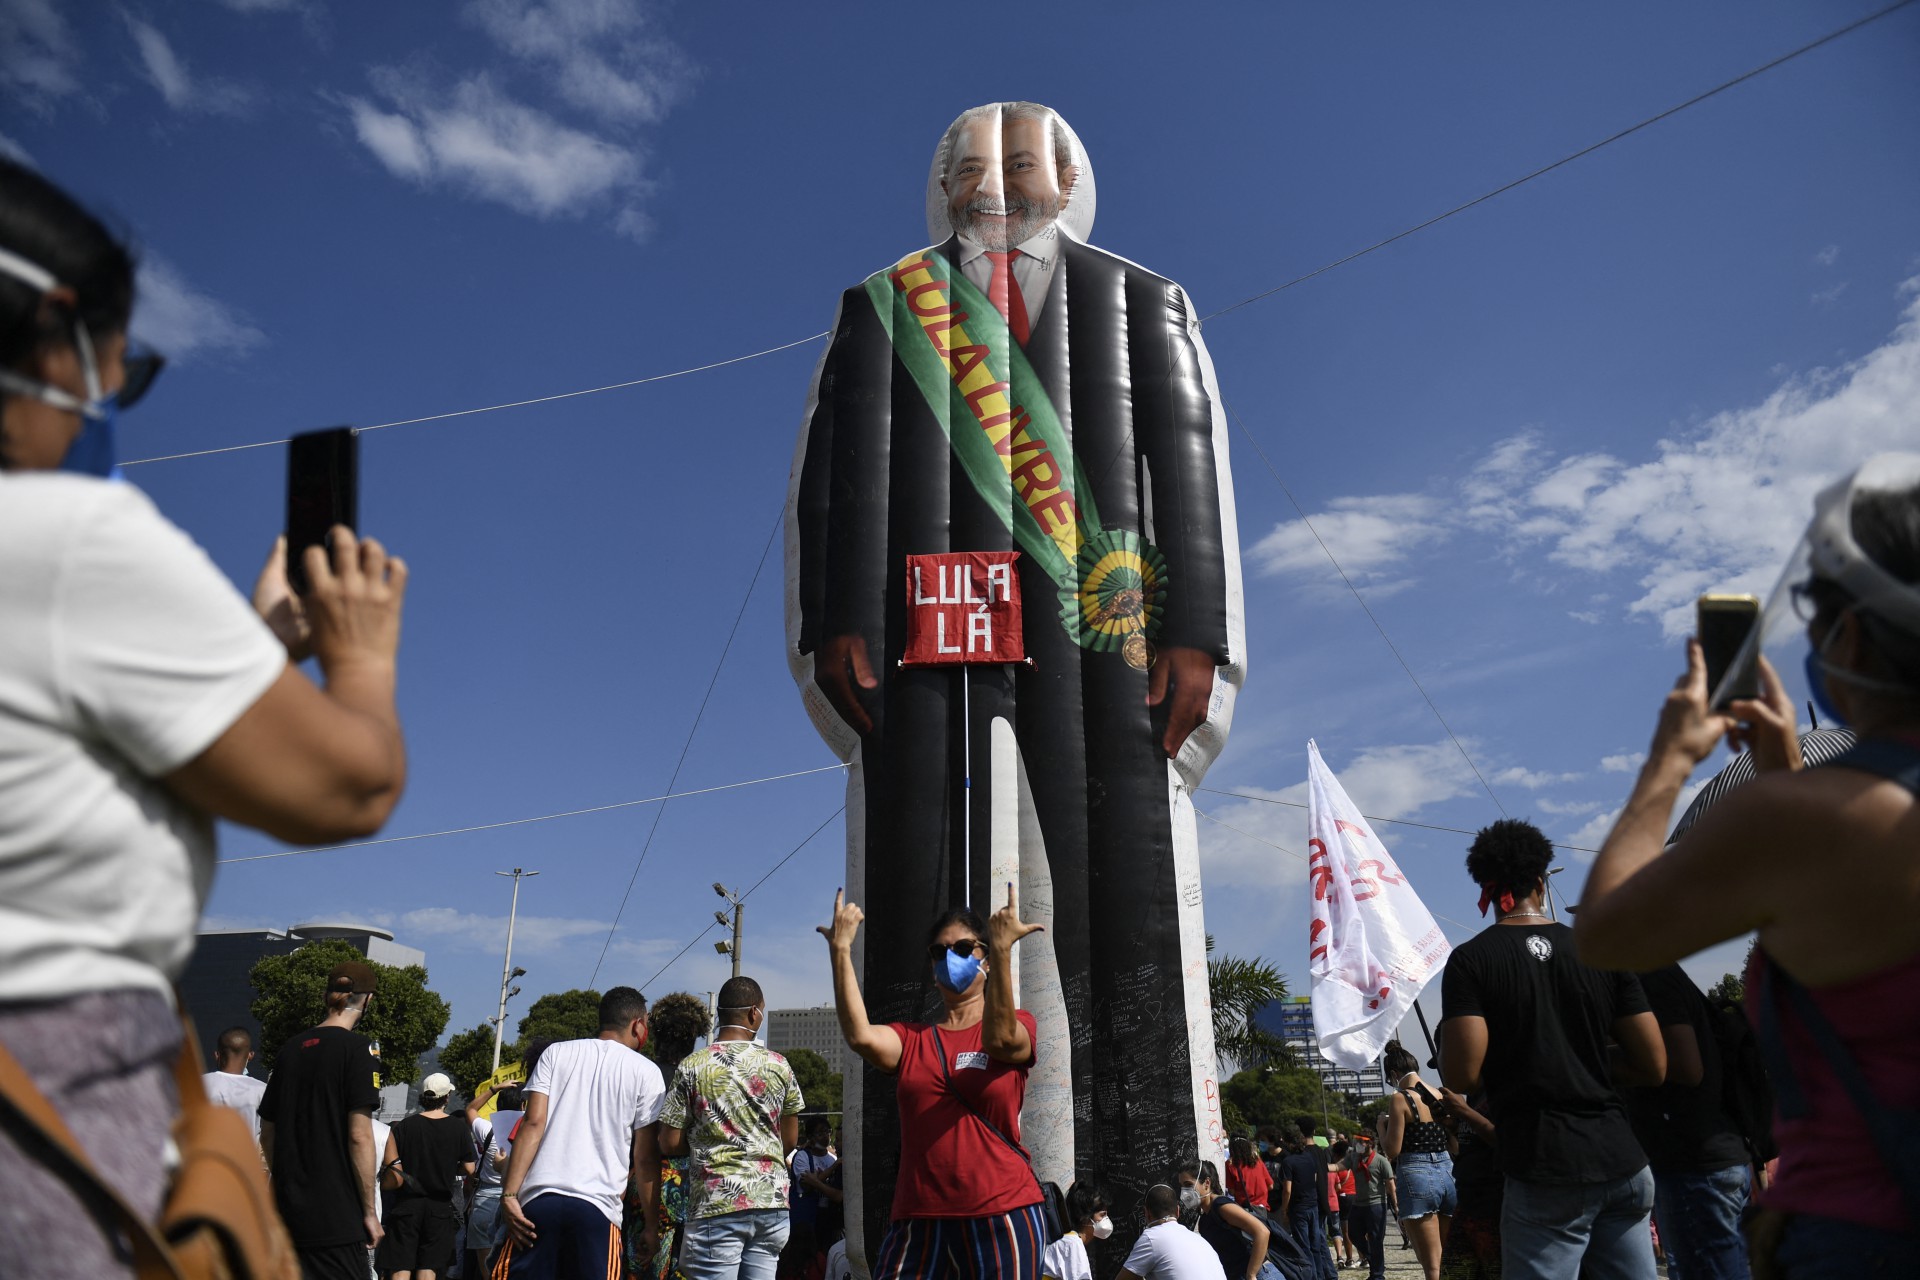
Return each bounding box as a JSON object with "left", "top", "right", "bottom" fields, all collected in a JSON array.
[{"left": 1062, "top": 528, "right": 1168, "bottom": 669}]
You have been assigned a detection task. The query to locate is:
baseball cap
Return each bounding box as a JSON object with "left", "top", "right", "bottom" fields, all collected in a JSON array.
[
  {"left": 420, "top": 1072, "right": 454, "bottom": 1099},
  {"left": 327, "top": 960, "right": 378, "bottom": 995}
]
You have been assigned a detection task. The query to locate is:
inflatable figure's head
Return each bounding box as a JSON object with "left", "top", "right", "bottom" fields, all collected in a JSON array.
[{"left": 925, "top": 101, "right": 1097, "bottom": 247}]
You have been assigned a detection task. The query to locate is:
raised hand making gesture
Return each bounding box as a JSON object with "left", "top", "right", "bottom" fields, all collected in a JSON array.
[{"left": 987, "top": 880, "right": 1045, "bottom": 955}]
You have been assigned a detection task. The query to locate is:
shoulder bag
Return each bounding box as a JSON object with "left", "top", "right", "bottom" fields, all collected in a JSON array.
[{"left": 0, "top": 1011, "right": 300, "bottom": 1280}]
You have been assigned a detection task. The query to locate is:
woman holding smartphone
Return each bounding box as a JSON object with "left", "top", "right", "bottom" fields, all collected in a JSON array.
[{"left": 0, "top": 158, "right": 411, "bottom": 1279}]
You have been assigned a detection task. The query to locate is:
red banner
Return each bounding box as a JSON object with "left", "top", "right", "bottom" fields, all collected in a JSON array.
[{"left": 901, "top": 552, "right": 1025, "bottom": 666}]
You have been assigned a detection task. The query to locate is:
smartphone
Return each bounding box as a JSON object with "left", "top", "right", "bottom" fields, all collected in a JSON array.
[
  {"left": 1697, "top": 593, "right": 1761, "bottom": 707},
  {"left": 286, "top": 427, "right": 358, "bottom": 595}
]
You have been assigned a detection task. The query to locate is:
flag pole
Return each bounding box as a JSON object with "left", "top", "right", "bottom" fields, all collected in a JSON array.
[{"left": 1413, "top": 1001, "right": 1438, "bottom": 1067}]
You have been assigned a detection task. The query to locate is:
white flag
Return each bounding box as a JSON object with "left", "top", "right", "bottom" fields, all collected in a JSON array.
[{"left": 1306, "top": 739, "right": 1452, "bottom": 1070}]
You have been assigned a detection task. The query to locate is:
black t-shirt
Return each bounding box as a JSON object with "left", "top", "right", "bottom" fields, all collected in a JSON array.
[
  {"left": 1440, "top": 922, "right": 1650, "bottom": 1185},
  {"left": 1198, "top": 1193, "right": 1254, "bottom": 1277},
  {"left": 257, "top": 1025, "right": 381, "bottom": 1247},
  {"left": 1279, "top": 1150, "right": 1323, "bottom": 1218},
  {"left": 389, "top": 1112, "right": 479, "bottom": 1204},
  {"left": 1627, "top": 964, "right": 1749, "bottom": 1173}
]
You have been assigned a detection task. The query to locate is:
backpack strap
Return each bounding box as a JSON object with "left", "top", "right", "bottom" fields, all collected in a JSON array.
[{"left": 0, "top": 1036, "right": 185, "bottom": 1280}]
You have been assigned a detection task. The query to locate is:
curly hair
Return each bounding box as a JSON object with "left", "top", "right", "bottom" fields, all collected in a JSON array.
[
  {"left": 1465, "top": 818, "right": 1553, "bottom": 903},
  {"left": 648, "top": 991, "right": 711, "bottom": 1073}
]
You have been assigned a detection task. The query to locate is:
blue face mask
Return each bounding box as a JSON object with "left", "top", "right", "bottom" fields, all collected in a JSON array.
[
  {"left": 58, "top": 399, "right": 121, "bottom": 479},
  {"left": 935, "top": 947, "right": 984, "bottom": 993}
]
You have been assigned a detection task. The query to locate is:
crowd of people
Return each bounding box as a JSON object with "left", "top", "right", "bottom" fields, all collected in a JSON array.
[{"left": 3, "top": 117, "right": 1918, "bottom": 1280}]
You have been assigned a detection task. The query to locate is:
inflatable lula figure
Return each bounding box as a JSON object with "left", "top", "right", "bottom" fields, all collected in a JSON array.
[{"left": 785, "top": 101, "right": 1247, "bottom": 1266}]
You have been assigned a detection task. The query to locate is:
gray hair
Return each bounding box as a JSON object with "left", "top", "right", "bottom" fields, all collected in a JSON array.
[{"left": 936, "top": 101, "right": 1073, "bottom": 183}]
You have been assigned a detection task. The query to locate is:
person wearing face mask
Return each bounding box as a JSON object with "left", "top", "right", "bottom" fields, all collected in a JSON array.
[
  {"left": 1042, "top": 1181, "right": 1112, "bottom": 1280},
  {"left": 818, "top": 885, "right": 1049, "bottom": 1277},
  {"left": 1577, "top": 455, "right": 1920, "bottom": 1279},
  {"left": 1176, "top": 1161, "right": 1282, "bottom": 1280},
  {"left": 0, "top": 160, "right": 412, "bottom": 1280},
  {"left": 659, "top": 975, "right": 803, "bottom": 1280},
  {"left": 1116, "top": 1183, "right": 1228, "bottom": 1280}
]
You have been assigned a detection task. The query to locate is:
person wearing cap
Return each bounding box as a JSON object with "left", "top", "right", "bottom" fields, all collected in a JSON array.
[
  {"left": 379, "top": 1072, "right": 478, "bottom": 1280},
  {"left": 258, "top": 960, "right": 388, "bottom": 1279},
  {"left": 0, "top": 159, "right": 411, "bottom": 1280},
  {"left": 1577, "top": 455, "right": 1920, "bottom": 1278}
]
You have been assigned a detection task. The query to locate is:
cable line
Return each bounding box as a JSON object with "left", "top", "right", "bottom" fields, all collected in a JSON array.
[
  {"left": 1223, "top": 398, "right": 1511, "bottom": 818},
  {"left": 119, "top": 331, "right": 831, "bottom": 467},
  {"left": 1199, "top": 786, "right": 1598, "bottom": 854},
  {"left": 1200, "top": 0, "right": 1919, "bottom": 322},
  {"left": 215, "top": 762, "right": 848, "bottom": 864},
  {"left": 635, "top": 803, "right": 845, "bottom": 994},
  {"left": 590, "top": 510, "right": 782, "bottom": 986}
]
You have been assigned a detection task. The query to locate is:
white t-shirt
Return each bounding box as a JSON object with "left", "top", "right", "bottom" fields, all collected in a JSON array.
[
  {"left": 1122, "top": 1221, "right": 1229, "bottom": 1280},
  {"left": 1044, "top": 1232, "right": 1093, "bottom": 1280},
  {"left": 520, "top": 1039, "right": 665, "bottom": 1224},
  {"left": 202, "top": 1069, "right": 268, "bottom": 1141},
  {"left": 371, "top": 1116, "right": 392, "bottom": 1219},
  {"left": 823, "top": 1238, "right": 851, "bottom": 1280},
  {"left": 0, "top": 475, "right": 284, "bottom": 1002},
  {"left": 471, "top": 1115, "right": 503, "bottom": 1188}
]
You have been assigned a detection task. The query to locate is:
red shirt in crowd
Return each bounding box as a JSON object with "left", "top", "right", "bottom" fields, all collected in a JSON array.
[
  {"left": 886, "top": 1010, "right": 1039, "bottom": 1219},
  {"left": 1225, "top": 1156, "right": 1272, "bottom": 1209}
]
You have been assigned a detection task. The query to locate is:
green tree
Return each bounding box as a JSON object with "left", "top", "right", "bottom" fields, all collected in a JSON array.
[
  {"left": 250, "top": 939, "right": 450, "bottom": 1083},
  {"left": 440, "top": 1023, "right": 503, "bottom": 1096},
  {"left": 1220, "top": 1064, "right": 1362, "bottom": 1138},
  {"left": 1707, "top": 940, "right": 1756, "bottom": 1006},
  {"left": 1207, "top": 936, "right": 1293, "bottom": 1070},
  {"left": 785, "top": 1047, "right": 843, "bottom": 1117},
  {"left": 516, "top": 988, "right": 602, "bottom": 1045}
]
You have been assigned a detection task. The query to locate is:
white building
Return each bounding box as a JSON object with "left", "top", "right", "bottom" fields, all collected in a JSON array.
[{"left": 767, "top": 1006, "right": 843, "bottom": 1069}]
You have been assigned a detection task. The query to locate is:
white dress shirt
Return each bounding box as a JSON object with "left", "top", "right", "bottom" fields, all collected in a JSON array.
[{"left": 955, "top": 222, "right": 1064, "bottom": 333}]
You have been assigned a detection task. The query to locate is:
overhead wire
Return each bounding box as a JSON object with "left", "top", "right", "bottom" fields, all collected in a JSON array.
[
  {"left": 1199, "top": 786, "right": 1598, "bottom": 855},
  {"left": 635, "top": 804, "right": 845, "bottom": 993},
  {"left": 590, "top": 509, "right": 783, "bottom": 986},
  {"left": 215, "top": 763, "right": 848, "bottom": 864}
]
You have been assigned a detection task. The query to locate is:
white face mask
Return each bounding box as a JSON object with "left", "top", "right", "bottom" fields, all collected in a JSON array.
[{"left": 1090, "top": 1215, "right": 1113, "bottom": 1240}]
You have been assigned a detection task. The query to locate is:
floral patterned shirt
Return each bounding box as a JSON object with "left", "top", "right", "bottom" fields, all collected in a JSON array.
[{"left": 660, "top": 1040, "right": 805, "bottom": 1220}]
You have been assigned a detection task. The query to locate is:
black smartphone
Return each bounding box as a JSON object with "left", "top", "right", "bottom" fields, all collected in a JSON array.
[
  {"left": 286, "top": 427, "right": 358, "bottom": 596},
  {"left": 1697, "top": 593, "right": 1761, "bottom": 708}
]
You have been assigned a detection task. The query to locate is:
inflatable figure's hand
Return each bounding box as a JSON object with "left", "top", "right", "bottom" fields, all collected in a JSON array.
[
  {"left": 815, "top": 634, "right": 879, "bottom": 735},
  {"left": 1147, "top": 646, "right": 1217, "bottom": 758}
]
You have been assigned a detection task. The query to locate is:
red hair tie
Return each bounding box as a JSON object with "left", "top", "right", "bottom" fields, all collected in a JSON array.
[{"left": 1476, "top": 888, "right": 1517, "bottom": 918}]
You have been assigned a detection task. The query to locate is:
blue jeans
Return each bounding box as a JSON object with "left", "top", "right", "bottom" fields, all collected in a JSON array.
[
  {"left": 1771, "top": 1213, "right": 1918, "bottom": 1279},
  {"left": 1652, "top": 1166, "right": 1749, "bottom": 1280},
  {"left": 1289, "top": 1200, "right": 1339, "bottom": 1280},
  {"left": 1398, "top": 1152, "right": 1458, "bottom": 1220},
  {"left": 1500, "top": 1167, "right": 1656, "bottom": 1280},
  {"left": 681, "top": 1208, "right": 791, "bottom": 1280}
]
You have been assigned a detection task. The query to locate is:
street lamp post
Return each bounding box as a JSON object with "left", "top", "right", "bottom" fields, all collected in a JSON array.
[
  {"left": 492, "top": 867, "right": 539, "bottom": 1073},
  {"left": 712, "top": 882, "right": 744, "bottom": 980}
]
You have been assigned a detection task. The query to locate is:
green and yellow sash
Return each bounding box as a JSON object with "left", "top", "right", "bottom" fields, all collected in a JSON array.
[{"left": 865, "top": 249, "right": 1167, "bottom": 655}]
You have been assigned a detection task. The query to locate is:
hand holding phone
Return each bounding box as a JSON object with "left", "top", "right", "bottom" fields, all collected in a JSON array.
[
  {"left": 286, "top": 427, "right": 358, "bottom": 596},
  {"left": 1697, "top": 593, "right": 1761, "bottom": 708}
]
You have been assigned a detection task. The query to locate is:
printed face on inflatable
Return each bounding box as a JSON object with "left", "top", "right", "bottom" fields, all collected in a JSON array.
[{"left": 939, "top": 109, "right": 1079, "bottom": 251}]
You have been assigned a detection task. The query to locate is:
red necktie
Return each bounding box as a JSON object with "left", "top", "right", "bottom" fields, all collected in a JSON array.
[{"left": 984, "top": 250, "right": 1030, "bottom": 346}]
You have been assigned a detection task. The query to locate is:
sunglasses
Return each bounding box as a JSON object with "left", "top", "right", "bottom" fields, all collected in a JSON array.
[
  {"left": 927, "top": 938, "right": 985, "bottom": 961},
  {"left": 116, "top": 345, "right": 167, "bottom": 412}
]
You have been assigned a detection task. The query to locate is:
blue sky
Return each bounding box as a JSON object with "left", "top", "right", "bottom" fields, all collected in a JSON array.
[{"left": 7, "top": 0, "right": 1917, "bottom": 1053}]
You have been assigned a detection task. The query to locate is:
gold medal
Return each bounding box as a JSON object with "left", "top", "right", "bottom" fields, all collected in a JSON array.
[{"left": 1122, "top": 633, "right": 1154, "bottom": 671}]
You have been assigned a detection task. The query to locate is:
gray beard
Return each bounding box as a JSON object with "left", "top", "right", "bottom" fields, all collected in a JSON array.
[{"left": 953, "top": 196, "right": 1057, "bottom": 251}]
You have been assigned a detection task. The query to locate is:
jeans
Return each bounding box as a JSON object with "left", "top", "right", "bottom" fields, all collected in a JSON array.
[
  {"left": 1770, "top": 1212, "right": 1918, "bottom": 1279},
  {"left": 1500, "top": 1167, "right": 1656, "bottom": 1280},
  {"left": 1289, "top": 1200, "right": 1339, "bottom": 1280},
  {"left": 1652, "top": 1166, "right": 1749, "bottom": 1280},
  {"left": 1349, "top": 1202, "right": 1388, "bottom": 1279},
  {"left": 1397, "top": 1152, "right": 1458, "bottom": 1220},
  {"left": 681, "top": 1208, "right": 791, "bottom": 1280}
]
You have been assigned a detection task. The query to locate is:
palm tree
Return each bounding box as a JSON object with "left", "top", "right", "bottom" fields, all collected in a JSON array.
[{"left": 1207, "top": 935, "right": 1293, "bottom": 1072}]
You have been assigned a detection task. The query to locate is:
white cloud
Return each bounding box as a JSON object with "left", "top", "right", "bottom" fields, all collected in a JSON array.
[
  {"left": 1250, "top": 493, "right": 1446, "bottom": 582},
  {"left": 464, "top": 0, "right": 693, "bottom": 125},
  {"left": 1812, "top": 281, "right": 1848, "bottom": 307},
  {"left": 132, "top": 256, "right": 266, "bottom": 362},
  {"left": 344, "top": 72, "right": 640, "bottom": 219},
  {"left": 1568, "top": 609, "right": 1601, "bottom": 625},
  {"left": 217, "top": 0, "right": 305, "bottom": 9},
  {"left": 395, "top": 907, "right": 611, "bottom": 955},
  {"left": 1, "top": 0, "right": 81, "bottom": 109},
  {"left": 1599, "top": 752, "right": 1645, "bottom": 774},
  {"left": 124, "top": 14, "right": 255, "bottom": 116},
  {"left": 1535, "top": 798, "right": 1604, "bottom": 816},
  {"left": 1814, "top": 244, "right": 1840, "bottom": 267},
  {"left": 0, "top": 130, "right": 31, "bottom": 164},
  {"left": 1492, "top": 766, "right": 1582, "bottom": 790}
]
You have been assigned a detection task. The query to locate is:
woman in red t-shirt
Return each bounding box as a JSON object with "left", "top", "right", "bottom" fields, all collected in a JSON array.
[
  {"left": 1224, "top": 1136, "right": 1273, "bottom": 1210},
  {"left": 820, "top": 884, "right": 1049, "bottom": 1279}
]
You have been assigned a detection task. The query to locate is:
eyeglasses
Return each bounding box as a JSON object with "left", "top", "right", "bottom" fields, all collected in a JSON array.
[
  {"left": 927, "top": 938, "right": 985, "bottom": 961},
  {"left": 117, "top": 343, "right": 167, "bottom": 412}
]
